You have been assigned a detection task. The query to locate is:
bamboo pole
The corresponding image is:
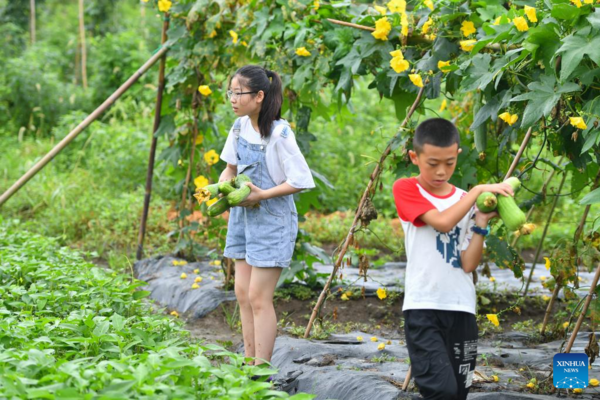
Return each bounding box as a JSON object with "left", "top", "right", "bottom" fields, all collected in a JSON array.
[
  {"left": 503, "top": 128, "right": 533, "bottom": 181},
  {"left": 78, "top": 0, "right": 88, "bottom": 89},
  {"left": 303, "top": 87, "right": 426, "bottom": 339},
  {"left": 30, "top": 0, "right": 36, "bottom": 45},
  {"left": 402, "top": 367, "right": 412, "bottom": 391},
  {"left": 564, "top": 262, "right": 600, "bottom": 353},
  {"left": 0, "top": 45, "right": 170, "bottom": 208},
  {"left": 178, "top": 98, "right": 200, "bottom": 241},
  {"left": 136, "top": 16, "right": 170, "bottom": 261},
  {"left": 540, "top": 169, "right": 600, "bottom": 335},
  {"left": 522, "top": 172, "right": 567, "bottom": 296}
]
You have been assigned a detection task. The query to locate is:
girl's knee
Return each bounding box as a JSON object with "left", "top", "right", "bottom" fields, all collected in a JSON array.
[
  {"left": 235, "top": 283, "right": 250, "bottom": 303},
  {"left": 248, "top": 289, "right": 271, "bottom": 312}
]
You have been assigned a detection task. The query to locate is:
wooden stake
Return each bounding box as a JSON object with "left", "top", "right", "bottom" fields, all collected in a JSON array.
[
  {"left": 30, "top": 0, "right": 36, "bottom": 45},
  {"left": 303, "top": 86, "right": 426, "bottom": 339},
  {"left": 522, "top": 172, "right": 567, "bottom": 296},
  {"left": 79, "top": 0, "right": 88, "bottom": 90},
  {"left": 564, "top": 262, "right": 600, "bottom": 353},
  {"left": 503, "top": 127, "right": 533, "bottom": 180},
  {"left": 0, "top": 45, "right": 170, "bottom": 208},
  {"left": 136, "top": 15, "right": 170, "bottom": 260},
  {"left": 402, "top": 367, "right": 412, "bottom": 391}
]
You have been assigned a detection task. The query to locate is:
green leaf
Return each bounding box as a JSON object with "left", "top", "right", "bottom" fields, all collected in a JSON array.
[
  {"left": 461, "top": 54, "right": 494, "bottom": 92},
  {"left": 510, "top": 74, "right": 580, "bottom": 128},
  {"left": 551, "top": 3, "right": 581, "bottom": 20},
  {"left": 523, "top": 23, "right": 560, "bottom": 70},
  {"left": 580, "top": 187, "right": 600, "bottom": 205},
  {"left": 556, "top": 27, "right": 600, "bottom": 81}
]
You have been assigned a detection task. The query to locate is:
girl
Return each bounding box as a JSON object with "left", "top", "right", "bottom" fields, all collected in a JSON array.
[{"left": 219, "top": 65, "right": 315, "bottom": 366}]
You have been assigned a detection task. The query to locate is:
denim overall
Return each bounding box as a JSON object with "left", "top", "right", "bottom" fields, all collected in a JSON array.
[{"left": 223, "top": 118, "right": 298, "bottom": 268}]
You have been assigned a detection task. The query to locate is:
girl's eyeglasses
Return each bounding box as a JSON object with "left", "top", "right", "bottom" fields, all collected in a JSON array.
[{"left": 226, "top": 90, "right": 258, "bottom": 100}]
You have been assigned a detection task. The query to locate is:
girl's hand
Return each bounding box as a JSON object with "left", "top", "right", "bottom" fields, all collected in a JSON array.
[{"left": 238, "top": 182, "right": 265, "bottom": 207}]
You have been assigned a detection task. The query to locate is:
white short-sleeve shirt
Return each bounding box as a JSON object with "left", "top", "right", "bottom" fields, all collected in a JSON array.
[
  {"left": 220, "top": 116, "right": 316, "bottom": 190},
  {"left": 393, "top": 177, "right": 478, "bottom": 315}
]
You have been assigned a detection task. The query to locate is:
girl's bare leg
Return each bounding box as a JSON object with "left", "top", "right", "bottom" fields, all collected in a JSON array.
[
  {"left": 234, "top": 259, "right": 255, "bottom": 360},
  {"left": 248, "top": 266, "right": 282, "bottom": 365}
]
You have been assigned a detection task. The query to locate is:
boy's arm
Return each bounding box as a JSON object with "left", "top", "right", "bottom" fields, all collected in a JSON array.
[
  {"left": 460, "top": 211, "right": 497, "bottom": 273},
  {"left": 419, "top": 183, "right": 513, "bottom": 233}
]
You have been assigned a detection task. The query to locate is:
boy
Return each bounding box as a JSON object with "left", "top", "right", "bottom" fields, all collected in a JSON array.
[{"left": 393, "top": 118, "right": 513, "bottom": 399}]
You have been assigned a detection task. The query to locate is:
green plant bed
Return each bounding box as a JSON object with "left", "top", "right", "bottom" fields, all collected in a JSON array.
[{"left": 0, "top": 220, "right": 312, "bottom": 399}]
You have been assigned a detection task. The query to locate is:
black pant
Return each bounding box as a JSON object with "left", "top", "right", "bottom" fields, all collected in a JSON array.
[{"left": 404, "top": 310, "right": 478, "bottom": 400}]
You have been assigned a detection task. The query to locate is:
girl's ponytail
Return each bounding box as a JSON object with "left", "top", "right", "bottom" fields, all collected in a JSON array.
[
  {"left": 259, "top": 69, "right": 282, "bottom": 139},
  {"left": 231, "top": 65, "right": 283, "bottom": 139}
]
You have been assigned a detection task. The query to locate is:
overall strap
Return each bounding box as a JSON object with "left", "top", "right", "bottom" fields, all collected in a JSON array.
[{"left": 233, "top": 118, "right": 242, "bottom": 141}]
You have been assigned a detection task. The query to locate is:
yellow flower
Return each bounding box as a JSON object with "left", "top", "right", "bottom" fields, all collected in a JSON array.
[
  {"left": 193, "top": 268, "right": 199, "bottom": 274},
  {"left": 571, "top": 0, "right": 582, "bottom": 7},
  {"left": 493, "top": 16, "right": 502, "bottom": 25},
  {"left": 422, "top": 18, "right": 433, "bottom": 34},
  {"left": 440, "top": 99, "right": 447, "bottom": 112},
  {"left": 206, "top": 197, "right": 218, "bottom": 206},
  {"left": 204, "top": 149, "right": 219, "bottom": 166},
  {"left": 390, "top": 53, "right": 409, "bottom": 73},
  {"left": 341, "top": 293, "right": 349, "bottom": 301},
  {"left": 180, "top": 273, "right": 188, "bottom": 279},
  {"left": 371, "top": 337, "right": 378, "bottom": 342},
  {"left": 378, "top": 343, "right": 386, "bottom": 350},
  {"left": 295, "top": 47, "right": 311, "bottom": 57},
  {"left": 540, "top": 276, "right": 546, "bottom": 281},
  {"left": 195, "top": 276, "right": 203, "bottom": 283},
  {"left": 240, "top": 41, "right": 248, "bottom": 47},
  {"left": 563, "top": 321, "right": 569, "bottom": 329},
  {"left": 526, "top": 382, "right": 534, "bottom": 388},
  {"left": 195, "top": 135, "right": 204, "bottom": 145},
  {"left": 208, "top": 30, "right": 217, "bottom": 38},
  {"left": 461, "top": 21, "right": 476, "bottom": 37},
  {"left": 570, "top": 116, "right": 587, "bottom": 129},
  {"left": 314, "top": 0, "right": 319, "bottom": 10},
  {"left": 460, "top": 40, "right": 476, "bottom": 51},
  {"left": 590, "top": 378, "right": 599, "bottom": 386},
  {"left": 142, "top": 0, "right": 149, "bottom": 2},
  {"left": 170, "top": 310, "right": 179, "bottom": 317},
  {"left": 387, "top": 0, "right": 406, "bottom": 14},
  {"left": 158, "top": 0, "right": 172, "bottom": 12},
  {"left": 409, "top": 74, "right": 424, "bottom": 88},
  {"left": 372, "top": 17, "right": 392, "bottom": 41},
  {"left": 424, "top": 0, "right": 434, "bottom": 10},
  {"left": 401, "top": 12, "right": 409, "bottom": 36},
  {"left": 544, "top": 257, "right": 551, "bottom": 270},
  {"left": 493, "top": 375, "right": 499, "bottom": 382},
  {"left": 229, "top": 30, "right": 238, "bottom": 44},
  {"left": 375, "top": 5, "right": 387, "bottom": 15},
  {"left": 377, "top": 288, "right": 388, "bottom": 300},
  {"left": 191, "top": 283, "right": 200, "bottom": 289},
  {"left": 486, "top": 314, "right": 500, "bottom": 327},
  {"left": 542, "top": 295, "right": 551, "bottom": 301},
  {"left": 524, "top": 6, "right": 537, "bottom": 22},
  {"left": 437, "top": 60, "right": 451, "bottom": 72},
  {"left": 194, "top": 175, "right": 209, "bottom": 190},
  {"left": 513, "top": 16, "right": 529, "bottom": 32},
  {"left": 357, "top": 336, "right": 364, "bottom": 341},
  {"left": 499, "top": 112, "right": 518, "bottom": 126},
  {"left": 198, "top": 85, "right": 212, "bottom": 96},
  {"left": 573, "top": 388, "right": 583, "bottom": 394},
  {"left": 213, "top": 260, "right": 222, "bottom": 266},
  {"left": 489, "top": 277, "right": 496, "bottom": 282}
]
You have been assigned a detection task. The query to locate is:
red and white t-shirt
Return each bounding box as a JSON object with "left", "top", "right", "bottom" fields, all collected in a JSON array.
[{"left": 393, "top": 177, "right": 477, "bottom": 315}]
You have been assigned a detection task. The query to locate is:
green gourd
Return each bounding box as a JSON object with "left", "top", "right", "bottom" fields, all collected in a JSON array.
[
  {"left": 227, "top": 186, "right": 251, "bottom": 206},
  {"left": 207, "top": 197, "right": 230, "bottom": 217},
  {"left": 497, "top": 177, "right": 526, "bottom": 231},
  {"left": 218, "top": 180, "right": 236, "bottom": 195},
  {"left": 476, "top": 192, "right": 497, "bottom": 213}
]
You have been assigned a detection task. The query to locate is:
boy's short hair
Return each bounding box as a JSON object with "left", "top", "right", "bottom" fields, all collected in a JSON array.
[{"left": 413, "top": 118, "right": 460, "bottom": 154}]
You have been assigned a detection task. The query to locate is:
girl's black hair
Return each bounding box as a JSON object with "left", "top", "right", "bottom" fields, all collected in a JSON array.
[{"left": 232, "top": 65, "right": 282, "bottom": 139}]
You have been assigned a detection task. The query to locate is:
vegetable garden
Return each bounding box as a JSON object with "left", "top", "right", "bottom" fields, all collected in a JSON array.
[{"left": 1, "top": 0, "right": 600, "bottom": 397}]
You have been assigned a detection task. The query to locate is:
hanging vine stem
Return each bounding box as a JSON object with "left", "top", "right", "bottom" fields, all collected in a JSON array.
[
  {"left": 541, "top": 168, "right": 600, "bottom": 336},
  {"left": 303, "top": 86, "right": 426, "bottom": 339},
  {"left": 522, "top": 171, "right": 568, "bottom": 296}
]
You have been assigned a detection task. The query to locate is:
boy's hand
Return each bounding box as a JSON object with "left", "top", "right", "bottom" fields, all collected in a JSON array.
[
  {"left": 474, "top": 210, "right": 499, "bottom": 227},
  {"left": 478, "top": 182, "right": 514, "bottom": 197}
]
